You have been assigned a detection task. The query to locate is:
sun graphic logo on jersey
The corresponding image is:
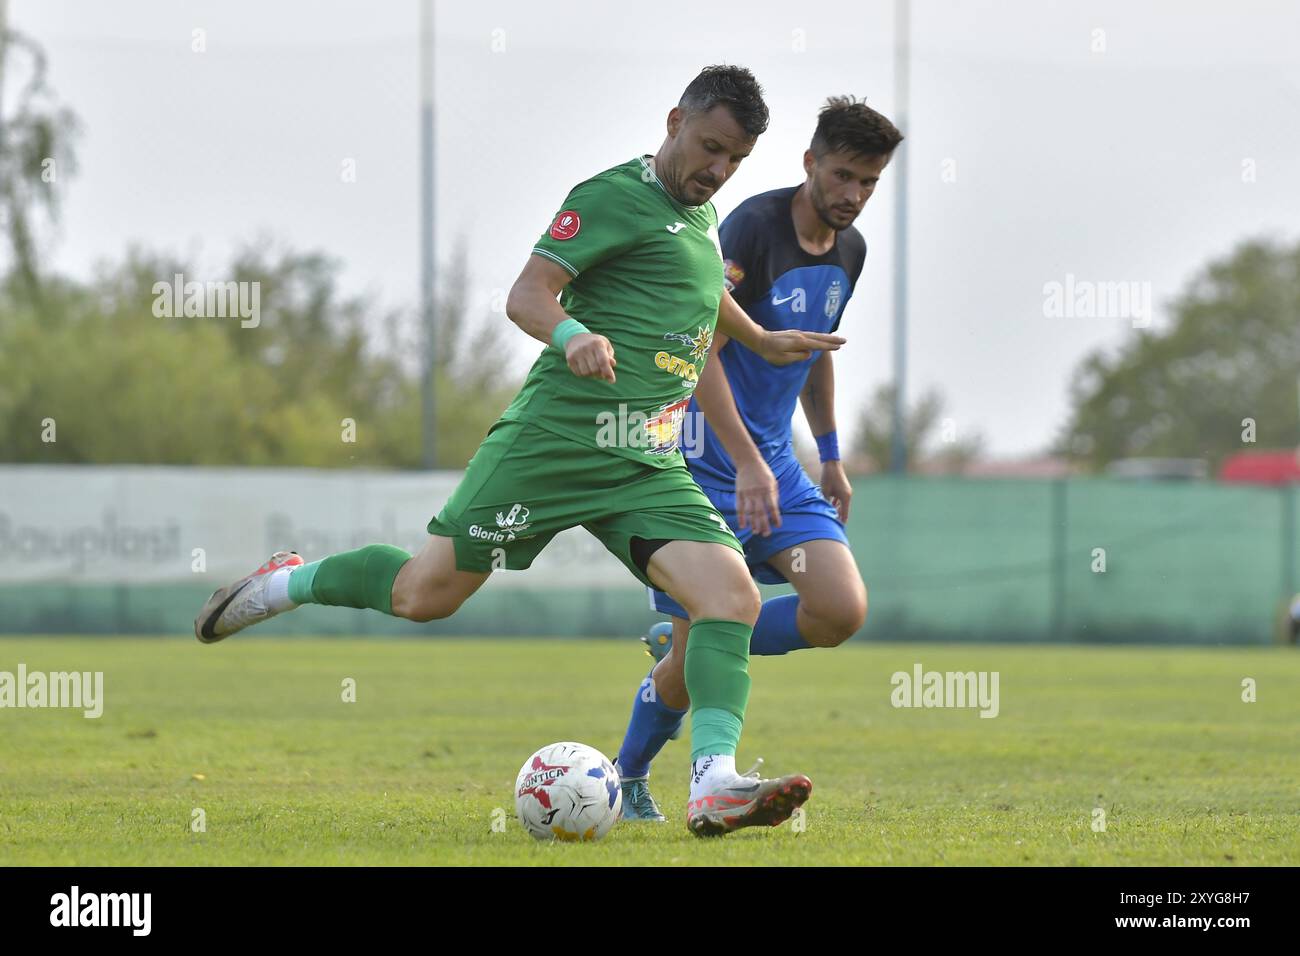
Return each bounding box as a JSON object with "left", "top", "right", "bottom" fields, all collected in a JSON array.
[
  {"left": 662, "top": 326, "right": 713, "bottom": 362},
  {"left": 655, "top": 327, "right": 713, "bottom": 387}
]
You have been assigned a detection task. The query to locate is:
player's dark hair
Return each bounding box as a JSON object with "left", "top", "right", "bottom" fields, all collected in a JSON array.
[
  {"left": 811, "top": 95, "right": 903, "bottom": 160},
  {"left": 678, "top": 65, "right": 769, "bottom": 139}
]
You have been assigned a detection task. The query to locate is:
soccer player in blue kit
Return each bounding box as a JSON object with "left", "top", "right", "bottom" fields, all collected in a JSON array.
[{"left": 614, "top": 96, "right": 904, "bottom": 822}]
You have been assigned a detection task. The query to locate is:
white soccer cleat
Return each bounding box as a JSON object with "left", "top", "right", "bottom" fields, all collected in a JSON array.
[
  {"left": 686, "top": 759, "right": 813, "bottom": 838},
  {"left": 194, "top": 550, "right": 304, "bottom": 644}
]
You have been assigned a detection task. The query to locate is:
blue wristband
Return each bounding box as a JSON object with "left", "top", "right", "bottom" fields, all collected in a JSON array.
[
  {"left": 551, "top": 318, "right": 590, "bottom": 351},
  {"left": 816, "top": 430, "right": 840, "bottom": 463}
]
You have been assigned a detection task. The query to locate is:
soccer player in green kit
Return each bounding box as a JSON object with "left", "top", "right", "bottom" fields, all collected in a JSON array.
[{"left": 193, "top": 65, "right": 844, "bottom": 837}]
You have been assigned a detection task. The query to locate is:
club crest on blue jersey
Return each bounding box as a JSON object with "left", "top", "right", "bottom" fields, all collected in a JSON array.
[{"left": 825, "top": 279, "right": 843, "bottom": 320}]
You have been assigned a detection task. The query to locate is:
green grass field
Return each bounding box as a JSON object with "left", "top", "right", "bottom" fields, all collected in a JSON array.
[{"left": 1, "top": 638, "right": 1297, "bottom": 865}]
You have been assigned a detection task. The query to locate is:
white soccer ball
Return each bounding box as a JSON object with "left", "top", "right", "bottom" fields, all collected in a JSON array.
[{"left": 514, "top": 741, "right": 622, "bottom": 841}]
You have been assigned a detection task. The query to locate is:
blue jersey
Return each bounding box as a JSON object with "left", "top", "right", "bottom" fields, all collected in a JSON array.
[{"left": 688, "top": 186, "right": 867, "bottom": 490}]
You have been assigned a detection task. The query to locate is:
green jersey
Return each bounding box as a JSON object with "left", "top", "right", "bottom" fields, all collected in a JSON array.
[{"left": 500, "top": 155, "right": 724, "bottom": 466}]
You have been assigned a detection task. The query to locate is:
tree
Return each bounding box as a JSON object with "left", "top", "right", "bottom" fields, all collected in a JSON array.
[
  {"left": 427, "top": 243, "right": 527, "bottom": 468},
  {"left": 851, "top": 383, "right": 985, "bottom": 473},
  {"left": 1057, "top": 238, "right": 1300, "bottom": 471},
  {"left": 0, "top": 241, "right": 521, "bottom": 468},
  {"left": 0, "top": 27, "right": 520, "bottom": 469},
  {"left": 0, "top": 19, "right": 80, "bottom": 303}
]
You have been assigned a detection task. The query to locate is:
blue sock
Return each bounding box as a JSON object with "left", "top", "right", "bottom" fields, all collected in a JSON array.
[
  {"left": 750, "top": 594, "right": 812, "bottom": 656},
  {"left": 615, "top": 671, "right": 687, "bottom": 780}
]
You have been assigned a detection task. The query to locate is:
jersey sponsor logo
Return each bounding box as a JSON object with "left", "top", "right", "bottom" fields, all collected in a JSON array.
[
  {"left": 494, "top": 503, "right": 532, "bottom": 538},
  {"left": 825, "top": 279, "right": 843, "bottom": 320},
  {"left": 549, "top": 210, "right": 581, "bottom": 240},
  {"left": 723, "top": 259, "right": 745, "bottom": 293},
  {"left": 595, "top": 401, "right": 704, "bottom": 458},
  {"left": 662, "top": 326, "right": 713, "bottom": 362},
  {"left": 644, "top": 397, "right": 692, "bottom": 456},
  {"left": 655, "top": 325, "right": 713, "bottom": 386},
  {"left": 771, "top": 288, "right": 806, "bottom": 312},
  {"left": 666, "top": 221, "right": 687, "bottom": 234},
  {"left": 654, "top": 350, "right": 698, "bottom": 383}
]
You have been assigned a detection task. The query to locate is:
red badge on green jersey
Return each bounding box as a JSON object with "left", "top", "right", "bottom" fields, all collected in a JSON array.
[{"left": 550, "top": 211, "right": 581, "bottom": 240}]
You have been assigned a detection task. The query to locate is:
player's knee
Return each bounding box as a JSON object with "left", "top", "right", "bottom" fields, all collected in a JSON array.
[
  {"left": 392, "top": 592, "right": 444, "bottom": 623},
  {"left": 396, "top": 599, "right": 455, "bottom": 624},
  {"left": 391, "top": 571, "right": 464, "bottom": 623},
  {"left": 804, "top": 583, "right": 867, "bottom": 646},
  {"left": 740, "top": 580, "right": 763, "bottom": 624},
  {"left": 690, "top": 577, "right": 760, "bottom": 626}
]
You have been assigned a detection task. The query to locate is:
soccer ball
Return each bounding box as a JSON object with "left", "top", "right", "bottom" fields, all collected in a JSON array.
[{"left": 514, "top": 741, "right": 622, "bottom": 841}]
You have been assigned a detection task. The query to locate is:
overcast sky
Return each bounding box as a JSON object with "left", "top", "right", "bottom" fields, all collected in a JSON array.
[{"left": 13, "top": 0, "right": 1300, "bottom": 457}]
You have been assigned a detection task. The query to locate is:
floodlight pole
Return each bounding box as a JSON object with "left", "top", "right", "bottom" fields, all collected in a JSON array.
[
  {"left": 419, "top": 0, "right": 437, "bottom": 469},
  {"left": 891, "top": 0, "right": 911, "bottom": 474}
]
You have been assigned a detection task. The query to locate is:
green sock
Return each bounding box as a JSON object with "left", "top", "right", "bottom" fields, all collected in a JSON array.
[
  {"left": 683, "top": 618, "right": 752, "bottom": 762},
  {"left": 286, "top": 544, "right": 410, "bottom": 615}
]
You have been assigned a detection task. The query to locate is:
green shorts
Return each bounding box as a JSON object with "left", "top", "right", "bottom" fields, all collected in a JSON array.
[{"left": 426, "top": 420, "right": 742, "bottom": 587}]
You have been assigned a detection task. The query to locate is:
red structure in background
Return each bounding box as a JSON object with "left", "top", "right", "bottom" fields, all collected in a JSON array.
[{"left": 1219, "top": 450, "right": 1300, "bottom": 485}]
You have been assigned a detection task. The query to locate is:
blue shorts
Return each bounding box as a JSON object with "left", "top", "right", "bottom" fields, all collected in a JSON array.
[{"left": 648, "top": 456, "right": 849, "bottom": 618}]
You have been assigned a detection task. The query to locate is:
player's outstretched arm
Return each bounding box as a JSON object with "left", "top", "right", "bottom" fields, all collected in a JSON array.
[
  {"left": 694, "top": 330, "right": 780, "bottom": 537},
  {"left": 506, "top": 255, "right": 618, "bottom": 383},
  {"left": 800, "top": 351, "right": 852, "bottom": 522},
  {"left": 716, "top": 288, "right": 845, "bottom": 367}
]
